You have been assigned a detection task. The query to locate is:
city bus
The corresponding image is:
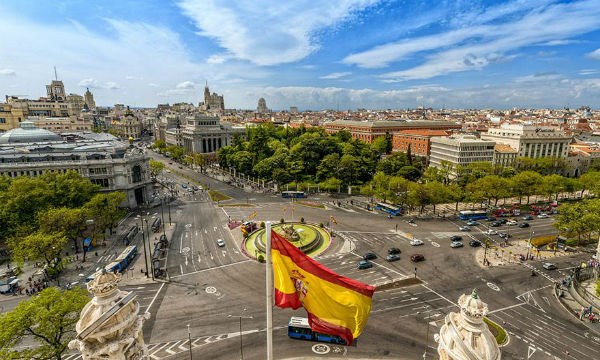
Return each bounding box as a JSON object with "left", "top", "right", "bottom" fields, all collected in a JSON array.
[
  {"left": 458, "top": 210, "right": 488, "bottom": 220},
  {"left": 287, "top": 317, "right": 347, "bottom": 345},
  {"left": 282, "top": 191, "right": 306, "bottom": 198},
  {"left": 375, "top": 202, "right": 402, "bottom": 216},
  {"left": 123, "top": 226, "right": 138, "bottom": 245},
  {"left": 85, "top": 246, "right": 138, "bottom": 282}
]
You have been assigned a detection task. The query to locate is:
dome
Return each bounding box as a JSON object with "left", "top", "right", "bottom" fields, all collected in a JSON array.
[{"left": 0, "top": 121, "right": 61, "bottom": 144}]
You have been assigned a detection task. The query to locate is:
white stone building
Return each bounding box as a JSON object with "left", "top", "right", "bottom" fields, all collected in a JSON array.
[
  {"left": 0, "top": 122, "right": 152, "bottom": 208},
  {"left": 429, "top": 135, "right": 496, "bottom": 170}
]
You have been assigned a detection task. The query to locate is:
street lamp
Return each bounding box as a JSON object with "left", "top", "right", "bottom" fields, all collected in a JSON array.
[
  {"left": 135, "top": 214, "right": 149, "bottom": 278},
  {"left": 228, "top": 308, "right": 253, "bottom": 360},
  {"left": 187, "top": 324, "right": 192, "bottom": 360}
]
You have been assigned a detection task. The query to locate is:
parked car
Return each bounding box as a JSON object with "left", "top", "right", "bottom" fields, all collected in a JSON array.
[
  {"left": 410, "top": 239, "right": 424, "bottom": 246},
  {"left": 466, "top": 220, "right": 479, "bottom": 226},
  {"left": 450, "top": 235, "right": 463, "bottom": 242},
  {"left": 499, "top": 219, "right": 508, "bottom": 224},
  {"left": 486, "top": 217, "right": 496, "bottom": 222},
  {"left": 538, "top": 213, "right": 550, "bottom": 219},
  {"left": 522, "top": 215, "right": 534, "bottom": 221},
  {"left": 181, "top": 183, "right": 188, "bottom": 188},
  {"left": 469, "top": 240, "right": 482, "bottom": 247},
  {"left": 519, "top": 222, "right": 530, "bottom": 228},
  {"left": 410, "top": 254, "right": 425, "bottom": 262},
  {"left": 363, "top": 252, "right": 377, "bottom": 260},
  {"left": 542, "top": 262, "right": 557, "bottom": 270},
  {"left": 450, "top": 241, "right": 464, "bottom": 248},
  {"left": 388, "top": 247, "right": 401, "bottom": 255},
  {"left": 507, "top": 220, "right": 518, "bottom": 226},
  {"left": 216, "top": 239, "right": 225, "bottom": 247},
  {"left": 499, "top": 233, "right": 510, "bottom": 239},
  {"left": 385, "top": 254, "right": 400, "bottom": 262},
  {"left": 491, "top": 222, "right": 501, "bottom": 227},
  {"left": 459, "top": 226, "right": 471, "bottom": 231},
  {"left": 358, "top": 260, "right": 373, "bottom": 269},
  {"left": 485, "top": 229, "right": 497, "bottom": 235}
]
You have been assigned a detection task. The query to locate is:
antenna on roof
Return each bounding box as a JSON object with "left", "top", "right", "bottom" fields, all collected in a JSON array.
[{"left": 54, "top": 66, "right": 58, "bottom": 81}]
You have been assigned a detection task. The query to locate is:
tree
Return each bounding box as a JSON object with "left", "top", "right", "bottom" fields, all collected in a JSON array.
[
  {"left": 424, "top": 181, "right": 448, "bottom": 214},
  {"left": 316, "top": 154, "right": 340, "bottom": 181},
  {"left": 510, "top": 171, "right": 542, "bottom": 204},
  {"left": 272, "top": 168, "right": 292, "bottom": 185},
  {"left": 319, "top": 177, "right": 343, "bottom": 193},
  {"left": 540, "top": 174, "right": 568, "bottom": 202},
  {"left": 337, "top": 154, "right": 359, "bottom": 185},
  {"left": 397, "top": 165, "right": 421, "bottom": 181},
  {"left": 406, "top": 143, "right": 412, "bottom": 165},
  {"left": 39, "top": 208, "right": 88, "bottom": 254},
  {"left": 407, "top": 183, "right": 431, "bottom": 214},
  {"left": 0, "top": 287, "right": 89, "bottom": 360},
  {"left": 579, "top": 171, "right": 600, "bottom": 198},
  {"left": 166, "top": 145, "right": 184, "bottom": 161},
  {"left": 230, "top": 151, "right": 254, "bottom": 174},
  {"left": 149, "top": 159, "right": 166, "bottom": 178},
  {"left": 376, "top": 152, "right": 409, "bottom": 176},
  {"left": 371, "top": 136, "right": 389, "bottom": 156},
  {"left": 467, "top": 175, "right": 510, "bottom": 207},
  {"left": 153, "top": 139, "right": 167, "bottom": 153},
  {"left": 10, "top": 232, "right": 67, "bottom": 267},
  {"left": 192, "top": 153, "right": 207, "bottom": 172}
]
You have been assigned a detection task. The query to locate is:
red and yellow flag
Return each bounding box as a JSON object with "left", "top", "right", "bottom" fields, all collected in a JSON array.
[
  {"left": 271, "top": 231, "right": 374, "bottom": 345},
  {"left": 283, "top": 205, "right": 286, "bottom": 212},
  {"left": 330, "top": 215, "right": 337, "bottom": 224}
]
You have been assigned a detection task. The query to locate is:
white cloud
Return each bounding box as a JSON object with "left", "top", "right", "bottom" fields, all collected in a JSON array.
[
  {"left": 579, "top": 69, "right": 599, "bottom": 75},
  {"left": 514, "top": 72, "right": 562, "bottom": 83},
  {"left": 542, "top": 39, "right": 581, "bottom": 46},
  {"left": 78, "top": 78, "right": 119, "bottom": 90},
  {"left": 176, "top": 81, "right": 196, "bottom": 89},
  {"left": 178, "top": 0, "right": 382, "bottom": 66},
  {"left": 298, "top": 65, "right": 316, "bottom": 69},
  {"left": 105, "top": 81, "right": 119, "bottom": 90},
  {"left": 0, "top": 68, "right": 16, "bottom": 76},
  {"left": 588, "top": 48, "right": 600, "bottom": 60},
  {"left": 346, "top": 0, "right": 600, "bottom": 80},
  {"left": 125, "top": 75, "right": 143, "bottom": 80},
  {"left": 319, "top": 72, "right": 351, "bottom": 79}
]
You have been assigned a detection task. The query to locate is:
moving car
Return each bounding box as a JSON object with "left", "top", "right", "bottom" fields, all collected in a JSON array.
[
  {"left": 363, "top": 253, "right": 377, "bottom": 260},
  {"left": 491, "top": 222, "right": 501, "bottom": 227},
  {"left": 538, "top": 213, "right": 550, "bottom": 219},
  {"left": 519, "top": 222, "right": 530, "bottom": 228},
  {"left": 181, "top": 183, "right": 188, "bottom": 189},
  {"left": 410, "top": 239, "right": 424, "bottom": 246},
  {"left": 542, "top": 262, "right": 557, "bottom": 270},
  {"left": 388, "top": 247, "right": 401, "bottom": 255},
  {"left": 499, "top": 233, "right": 510, "bottom": 239},
  {"left": 485, "top": 229, "right": 497, "bottom": 235},
  {"left": 522, "top": 215, "right": 534, "bottom": 221},
  {"left": 469, "top": 240, "right": 482, "bottom": 247},
  {"left": 450, "top": 235, "right": 463, "bottom": 242},
  {"left": 385, "top": 254, "right": 400, "bottom": 262},
  {"left": 507, "top": 220, "right": 518, "bottom": 226},
  {"left": 410, "top": 254, "right": 425, "bottom": 262},
  {"left": 357, "top": 260, "right": 373, "bottom": 269},
  {"left": 459, "top": 226, "right": 471, "bottom": 231},
  {"left": 450, "top": 241, "right": 464, "bottom": 248},
  {"left": 466, "top": 220, "right": 479, "bottom": 226},
  {"left": 499, "top": 219, "right": 508, "bottom": 224},
  {"left": 216, "top": 239, "right": 225, "bottom": 247}
]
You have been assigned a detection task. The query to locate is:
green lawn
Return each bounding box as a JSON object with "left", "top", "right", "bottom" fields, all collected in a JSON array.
[
  {"left": 209, "top": 190, "right": 231, "bottom": 202},
  {"left": 483, "top": 317, "right": 508, "bottom": 345},
  {"left": 296, "top": 201, "right": 325, "bottom": 209}
]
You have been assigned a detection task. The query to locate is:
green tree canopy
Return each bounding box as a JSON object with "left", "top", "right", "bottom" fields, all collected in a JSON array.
[
  {"left": 10, "top": 231, "right": 67, "bottom": 266},
  {"left": 0, "top": 287, "right": 89, "bottom": 360},
  {"left": 149, "top": 159, "right": 166, "bottom": 177}
]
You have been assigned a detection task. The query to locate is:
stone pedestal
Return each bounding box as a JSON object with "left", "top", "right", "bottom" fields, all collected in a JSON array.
[
  {"left": 69, "top": 269, "right": 150, "bottom": 359},
  {"left": 435, "top": 290, "right": 501, "bottom": 360}
]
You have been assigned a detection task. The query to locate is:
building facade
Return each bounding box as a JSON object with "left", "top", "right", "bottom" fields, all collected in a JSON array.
[
  {"left": 325, "top": 120, "right": 461, "bottom": 144},
  {"left": 200, "top": 85, "right": 224, "bottom": 114},
  {"left": 28, "top": 116, "right": 92, "bottom": 133},
  {"left": 493, "top": 144, "right": 518, "bottom": 167},
  {"left": 0, "top": 103, "right": 25, "bottom": 133},
  {"left": 481, "top": 123, "right": 571, "bottom": 159},
  {"left": 115, "top": 110, "right": 142, "bottom": 139},
  {"left": 0, "top": 122, "right": 152, "bottom": 208},
  {"left": 84, "top": 88, "right": 96, "bottom": 110},
  {"left": 257, "top": 98, "right": 268, "bottom": 113},
  {"left": 392, "top": 129, "right": 449, "bottom": 158},
  {"left": 429, "top": 135, "right": 496, "bottom": 170}
]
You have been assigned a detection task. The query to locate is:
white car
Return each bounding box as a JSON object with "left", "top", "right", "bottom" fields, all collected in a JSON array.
[
  {"left": 485, "top": 229, "right": 498, "bottom": 235},
  {"left": 537, "top": 213, "right": 550, "bottom": 219},
  {"left": 506, "top": 220, "right": 518, "bottom": 226},
  {"left": 410, "top": 239, "right": 424, "bottom": 246},
  {"left": 216, "top": 239, "right": 225, "bottom": 247}
]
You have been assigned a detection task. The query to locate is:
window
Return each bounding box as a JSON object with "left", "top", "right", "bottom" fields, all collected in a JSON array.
[{"left": 132, "top": 165, "right": 142, "bottom": 183}]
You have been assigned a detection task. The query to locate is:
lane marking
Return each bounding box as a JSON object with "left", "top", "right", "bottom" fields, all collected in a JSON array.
[{"left": 145, "top": 283, "right": 165, "bottom": 315}]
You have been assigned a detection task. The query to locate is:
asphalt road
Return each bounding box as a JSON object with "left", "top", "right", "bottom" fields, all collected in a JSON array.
[{"left": 44, "top": 156, "right": 600, "bottom": 360}]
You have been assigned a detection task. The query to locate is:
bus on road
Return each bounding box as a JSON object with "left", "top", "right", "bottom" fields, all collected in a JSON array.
[
  {"left": 281, "top": 191, "right": 306, "bottom": 198},
  {"left": 458, "top": 210, "right": 488, "bottom": 220},
  {"left": 375, "top": 202, "right": 402, "bottom": 216},
  {"left": 287, "top": 317, "right": 347, "bottom": 345}
]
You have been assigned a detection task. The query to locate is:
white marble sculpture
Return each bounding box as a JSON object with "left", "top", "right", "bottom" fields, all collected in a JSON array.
[
  {"left": 435, "top": 289, "right": 501, "bottom": 360},
  {"left": 69, "top": 269, "right": 150, "bottom": 359}
]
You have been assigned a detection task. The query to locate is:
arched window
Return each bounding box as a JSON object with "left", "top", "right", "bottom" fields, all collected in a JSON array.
[{"left": 132, "top": 165, "right": 142, "bottom": 183}]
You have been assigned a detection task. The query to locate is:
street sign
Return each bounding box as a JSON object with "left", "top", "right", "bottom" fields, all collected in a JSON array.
[{"left": 527, "top": 346, "right": 536, "bottom": 359}]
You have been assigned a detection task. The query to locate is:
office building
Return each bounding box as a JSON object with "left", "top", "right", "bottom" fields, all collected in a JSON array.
[
  {"left": 429, "top": 135, "right": 495, "bottom": 171},
  {"left": 325, "top": 120, "right": 461, "bottom": 144}
]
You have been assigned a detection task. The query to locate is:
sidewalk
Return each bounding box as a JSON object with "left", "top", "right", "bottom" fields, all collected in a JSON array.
[
  {"left": 474, "top": 239, "right": 568, "bottom": 268},
  {"left": 556, "top": 284, "right": 600, "bottom": 335}
]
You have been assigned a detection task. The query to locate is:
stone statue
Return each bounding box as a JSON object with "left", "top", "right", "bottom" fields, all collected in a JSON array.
[
  {"left": 282, "top": 224, "right": 300, "bottom": 242},
  {"left": 69, "top": 269, "right": 150, "bottom": 359},
  {"left": 435, "top": 289, "right": 501, "bottom": 360}
]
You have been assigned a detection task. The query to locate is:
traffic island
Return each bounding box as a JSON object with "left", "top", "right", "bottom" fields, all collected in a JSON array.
[
  {"left": 483, "top": 317, "right": 509, "bottom": 346},
  {"left": 243, "top": 223, "right": 332, "bottom": 260}
]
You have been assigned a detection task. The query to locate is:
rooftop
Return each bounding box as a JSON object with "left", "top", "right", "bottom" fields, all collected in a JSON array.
[{"left": 0, "top": 121, "right": 62, "bottom": 144}]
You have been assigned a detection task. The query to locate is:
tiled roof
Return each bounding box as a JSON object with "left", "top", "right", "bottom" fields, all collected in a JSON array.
[{"left": 494, "top": 144, "right": 517, "bottom": 153}]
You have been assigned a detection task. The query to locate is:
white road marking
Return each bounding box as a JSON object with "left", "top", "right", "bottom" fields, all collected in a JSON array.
[{"left": 145, "top": 283, "right": 165, "bottom": 315}]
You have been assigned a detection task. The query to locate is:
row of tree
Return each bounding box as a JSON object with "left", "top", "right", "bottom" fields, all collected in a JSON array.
[
  {"left": 361, "top": 170, "right": 600, "bottom": 214},
  {"left": 553, "top": 199, "right": 600, "bottom": 243},
  {"left": 0, "top": 171, "right": 126, "bottom": 271}
]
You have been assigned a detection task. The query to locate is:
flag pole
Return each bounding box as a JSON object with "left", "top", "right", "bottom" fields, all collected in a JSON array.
[{"left": 265, "top": 221, "right": 274, "bottom": 360}]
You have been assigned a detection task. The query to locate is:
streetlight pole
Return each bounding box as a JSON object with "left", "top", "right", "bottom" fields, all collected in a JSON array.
[
  {"left": 187, "top": 324, "right": 192, "bottom": 360},
  {"left": 228, "top": 309, "right": 253, "bottom": 360},
  {"left": 137, "top": 214, "right": 149, "bottom": 278},
  {"left": 160, "top": 196, "right": 166, "bottom": 237},
  {"left": 526, "top": 230, "right": 534, "bottom": 260}
]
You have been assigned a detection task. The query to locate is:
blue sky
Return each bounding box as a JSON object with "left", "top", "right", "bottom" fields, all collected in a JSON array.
[{"left": 0, "top": 0, "right": 600, "bottom": 109}]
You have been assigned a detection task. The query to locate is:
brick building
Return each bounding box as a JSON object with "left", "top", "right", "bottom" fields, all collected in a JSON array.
[
  {"left": 324, "top": 120, "right": 460, "bottom": 144},
  {"left": 392, "top": 129, "right": 449, "bottom": 157}
]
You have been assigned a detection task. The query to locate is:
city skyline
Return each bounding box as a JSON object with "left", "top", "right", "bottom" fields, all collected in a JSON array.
[{"left": 0, "top": 0, "right": 600, "bottom": 110}]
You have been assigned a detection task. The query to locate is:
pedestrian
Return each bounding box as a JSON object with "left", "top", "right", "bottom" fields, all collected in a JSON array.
[{"left": 589, "top": 313, "right": 594, "bottom": 322}]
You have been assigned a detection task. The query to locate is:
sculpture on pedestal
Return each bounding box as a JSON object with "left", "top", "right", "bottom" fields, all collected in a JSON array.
[
  {"left": 69, "top": 269, "right": 150, "bottom": 359},
  {"left": 435, "top": 289, "right": 501, "bottom": 360}
]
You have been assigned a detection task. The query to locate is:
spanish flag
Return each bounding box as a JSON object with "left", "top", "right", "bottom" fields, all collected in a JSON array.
[
  {"left": 252, "top": 211, "right": 257, "bottom": 218},
  {"left": 271, "top": 231, "right": 374, "bottom": 345},
  {"left": 330, "top": 215, "right": 337, "bottom": 225}
]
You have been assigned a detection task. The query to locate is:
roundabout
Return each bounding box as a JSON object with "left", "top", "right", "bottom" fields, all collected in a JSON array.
[{"left": 243, "top": 222, "right": 332, "bottom": 259}]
